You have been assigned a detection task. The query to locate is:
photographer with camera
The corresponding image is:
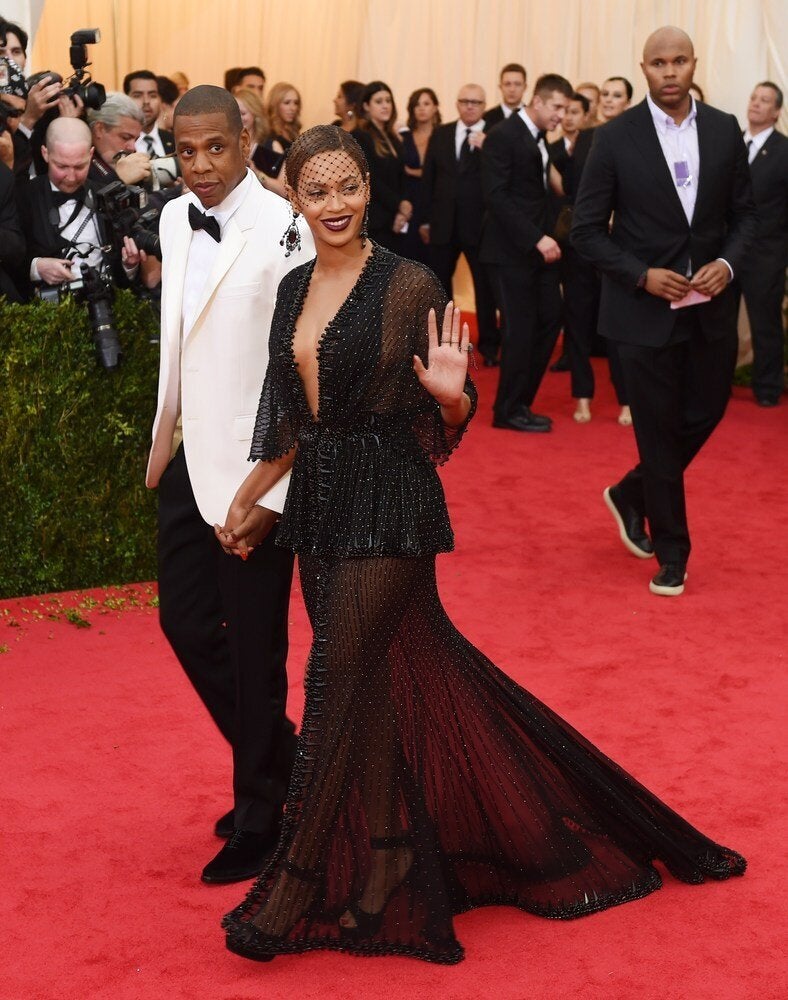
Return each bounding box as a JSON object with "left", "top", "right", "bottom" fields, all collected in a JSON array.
[
  {"left": 15, "top": 117, "right": 156, "bottom": 296},
  {"left": 87, "top": 93, "right": 152, "bottom": 187}
]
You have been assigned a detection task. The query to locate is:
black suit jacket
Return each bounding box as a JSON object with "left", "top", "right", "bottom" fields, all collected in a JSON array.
[
  {"left": 421, "top": 120, "right": 488, "bottom": 246},
  {"left": 746, "top": 129, "right": 788, "bottom": 263},
  {"left": 15, "top": 174, "right": 125, "bottom": 298},
  {"left": 159, "top": 128, "right": 176, "bottom": 156},
  {"left": 571, "top": 99, "right": 757, "bottom": 347},
  {"left": 0, "top": 162, "right": 25, "bottom": 301},
  {"left": 479, "top": 112, "right": 551, "bottom": 266},
  {"left": 483, "top": 106, "right": 508, "bottom": 129}
]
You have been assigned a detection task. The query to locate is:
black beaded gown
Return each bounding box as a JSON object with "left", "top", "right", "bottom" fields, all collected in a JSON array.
[{"left": 223, "top": 244, "right": 745, "bottom": 965}]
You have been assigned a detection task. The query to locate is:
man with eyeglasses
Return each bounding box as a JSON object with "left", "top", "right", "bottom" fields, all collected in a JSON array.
[
  {"left": 421, "top": 84, "right": 500, "bottom": 365},
  {"left": 15, "top": 117, "right": 147, "bottom": 299}
]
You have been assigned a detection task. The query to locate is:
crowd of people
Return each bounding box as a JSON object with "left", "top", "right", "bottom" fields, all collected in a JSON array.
[{"left": 2, "top": 18, "right": 784, "bottom": 415}]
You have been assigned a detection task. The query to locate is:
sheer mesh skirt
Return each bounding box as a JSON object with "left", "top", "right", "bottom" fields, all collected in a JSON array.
[{"left": 223, "top": 554, "right": 745, "bottom": 964}]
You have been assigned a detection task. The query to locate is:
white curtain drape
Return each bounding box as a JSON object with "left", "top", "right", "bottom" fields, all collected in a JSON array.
[{"left": 22, "top": 0, "right": 788, "bottom": 131}]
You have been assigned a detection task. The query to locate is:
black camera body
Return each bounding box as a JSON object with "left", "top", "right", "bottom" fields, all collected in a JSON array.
[
  {"left": 35, "top": 260, "right": 122, "bottom": 371},
  {"left": 96, "top": 180, "right": 162, "bottom": 260},
  {"left": 64, "top": 28, "right": 105, "bottom": 110}
]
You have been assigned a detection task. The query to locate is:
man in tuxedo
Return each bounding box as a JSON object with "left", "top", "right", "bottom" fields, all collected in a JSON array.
[
  {"left": 484, "top": 63, "right": 527, "bottom": 129},
  {"left": 146, "top": 85, "right": 314, "bottom": 883},
  {"left": 87, "top": 93, "right": 152, "bottom": 187},
  {"left": 123, "top": 70, "right": 176, "bottom": 157},
  {"left": 14, "top": 117, "right": 142, "bottom": 299},
  {"left": 420, "top": 84, "right": 499, "bottom": 365},
  {"left": 480, "top": 73, "right": 573, "bottom": 431},
  {"left": 572, "top": 26, "right": 757, "bottom": 596},
  {"left": 739, "top": 81, "right": 787, "bottom": 407}
]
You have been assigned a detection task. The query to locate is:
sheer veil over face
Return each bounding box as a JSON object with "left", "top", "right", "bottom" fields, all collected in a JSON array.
[{"left": 287, "top": 149, "right": 370, "bottom": 250}]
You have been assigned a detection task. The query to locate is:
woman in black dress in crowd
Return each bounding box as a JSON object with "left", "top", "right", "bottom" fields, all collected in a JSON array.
[
  {"left": 332, "top": 79, "right": 364, "bottom": 133},
  {"left": 399, "top": 87, "right": 441, "bottom": 264},
  {"left": 352, "top": 80, "right": 412, "bottom": 251},
  {"left": 216, "top": 126, "right": 746, "bottom": 966},
  {"left": 265, "top": 82, "right": 302, "bottom": 157}
]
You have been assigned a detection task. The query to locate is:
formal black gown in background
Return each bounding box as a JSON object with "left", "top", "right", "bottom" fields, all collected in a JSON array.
[
  {"left": 399, "top": 129, "right": 430, "bottom": 265},
  {"left": 223, "top": 245, "right": 745, "bottom": 965}
]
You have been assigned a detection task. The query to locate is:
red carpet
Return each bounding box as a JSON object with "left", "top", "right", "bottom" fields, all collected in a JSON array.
[{"left": 2, "top": 359, "right": 786, "bottom": 1000}]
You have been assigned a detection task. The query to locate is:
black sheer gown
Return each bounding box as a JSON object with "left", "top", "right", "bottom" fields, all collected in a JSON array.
[{"left": 223, "top": 245, "right": 745, "bottom": 965}]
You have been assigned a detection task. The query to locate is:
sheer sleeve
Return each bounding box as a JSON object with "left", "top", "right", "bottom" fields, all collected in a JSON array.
[
  {"left": 400, "top": 262, "right": 478, "bottom": 466},
  {"left": 249, "top": 271, "right": 302, "bottom": 462}
]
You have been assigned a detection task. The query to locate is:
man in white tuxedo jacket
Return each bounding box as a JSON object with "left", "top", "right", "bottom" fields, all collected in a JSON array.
[{"left": 146, "top": 86, "right": 314, "bottom": 883}]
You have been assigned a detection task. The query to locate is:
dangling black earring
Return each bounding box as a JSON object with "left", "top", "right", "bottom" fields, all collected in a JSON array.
[
  {"left": 360, "top": 204, "right": 369, "bottom": 248},
  {"left": 280, "top": 208, "right": 302, "bottom": 257}
]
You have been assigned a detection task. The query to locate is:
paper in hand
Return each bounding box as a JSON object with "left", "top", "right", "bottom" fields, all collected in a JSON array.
[{"left": 670, "top": 288, "right": 711, "bottom": 310}]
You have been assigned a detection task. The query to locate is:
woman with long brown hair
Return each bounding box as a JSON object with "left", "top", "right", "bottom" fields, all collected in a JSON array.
[
  {"left": 265, "top": 82, "right": 302, "bottom": 156},
  {"left": 352, "top": 80, "right": 412, "bottom": 250},
  {"left": 399, "top": 87, "right": 441, "bottom": 263}
]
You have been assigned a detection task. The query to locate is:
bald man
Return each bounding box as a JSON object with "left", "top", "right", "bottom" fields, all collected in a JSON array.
[
  {"left": 15, "top": 117, "right": 144, "bottom": 298},
  {"left": 420, "top": 84, "right": 500, "bottom": 364},
  {"left": 572, "top": 27, "right": 757, "bottom": 596}
]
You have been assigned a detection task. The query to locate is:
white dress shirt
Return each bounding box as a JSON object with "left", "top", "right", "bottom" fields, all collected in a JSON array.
[
  {"left": 499, "top": 103, "right": 521, "bottom": 118},
  {"left": 136, "top": 123, "right": 166, "bottom": 157},
  {"left": 743, "top": 126, "right": 773, "bottom": 164},
  {"left": 30, "top": 182, "right": 104, "bottom": 281},
  {"left": 518, "top": 108, "right": 549, "bottom": 185},
  {"left": 646, "top": 93, "right": 733, "bottom": 279},
  {"left": 454, "top": 119, "right": 485, "bottom": 159},
  {"left": 182, "top": 168, "right": 255, "bottom": 334}
]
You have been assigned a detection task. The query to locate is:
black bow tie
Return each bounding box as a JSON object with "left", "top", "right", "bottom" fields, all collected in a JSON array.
[
  {"left": 536, "top": 130, "right": 547, "bottom": 144},
  {"left": 188, "top": 203, "right": 221, "bottom": 243},
  {"left": 52, "top": 186, "right": 85, "bottom": 207}
]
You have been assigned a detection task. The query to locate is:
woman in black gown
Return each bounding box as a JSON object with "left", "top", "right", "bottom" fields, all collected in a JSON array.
[{"left": 217, "top": 126, "right": 745, "bottom": 965}]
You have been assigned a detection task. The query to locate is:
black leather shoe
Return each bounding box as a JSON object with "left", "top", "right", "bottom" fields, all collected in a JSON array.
[
  {"left": 518, "top": 406, "right": 552, "bottom": 426},
  {"left": 649, "top": 563, "right": 687, "bottom": 596},
  {"left": 602, "top": 485, "right": 654, "bottom": 559},
  {"left": 755, "top": 396, "right": 779, "bottom": 407},
  {"left": 201, "top": 827, "right": 280, "bottom": 884},
  {"left": 549, "top": 353, "right": 570, "bottom": 372},
  {"left": 215, "top": 809, "right": 234, "bottom": 839},
  {"left": 493, "top": 412, "right": 551, "bottom": 433}
]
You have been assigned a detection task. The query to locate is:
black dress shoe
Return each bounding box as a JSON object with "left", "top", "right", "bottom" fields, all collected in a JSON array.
[
  {"left": 602, "top": 485, "right": 654, "bottom": 559},
  {"left": 493, "top": 412, "right": 551, "bottom": 433},
  {"left": 201, "top": 827, "right": 280, "bottom": 884},
  {"left": 518, "top": 406, "right": 552, "bottom": 426},
  {"left": 755, "top": 396, "right": 779, "bottom": 407},
  {"left": 649, "top": 563, "right": 687, "bottom": 596},
  {"left": 215, "top": 809, "right": 234, "bottom": 839},
  {"left": 549, "top": 353, "right": 570, "bottom": 372}
]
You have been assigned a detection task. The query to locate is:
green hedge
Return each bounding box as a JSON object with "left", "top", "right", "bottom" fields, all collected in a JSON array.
[{"left": 0, "top": 292, "right": 160, "bottom": 598}]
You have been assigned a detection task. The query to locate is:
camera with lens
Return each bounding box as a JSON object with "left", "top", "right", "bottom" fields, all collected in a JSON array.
[
  {"left": 0, "top": 94, "right": 21, "bottom": 134},
  {"left": 63, "top": 29, "right": 106, "bottom": 110},
  {"left": 35, "top": 256, "right": 123, "bottom": 371},
  {"left": 95, "top": 180, "right": 162, "bottom": 260}
]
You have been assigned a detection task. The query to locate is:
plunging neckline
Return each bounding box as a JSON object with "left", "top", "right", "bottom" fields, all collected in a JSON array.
[{"left": 290, "top": 244, "right": 378, "bottom": 423}]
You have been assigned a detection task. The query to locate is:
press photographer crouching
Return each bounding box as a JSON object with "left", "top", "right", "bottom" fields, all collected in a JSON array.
[
  {"left": 15, "top": 117, "right": 160, "bottom": 368},
  {"left": 87, "top": 93, "right": 151, "bottom": 187}
]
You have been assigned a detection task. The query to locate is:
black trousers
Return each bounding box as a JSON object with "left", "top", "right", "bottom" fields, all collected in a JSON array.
[
  {"left": 157, "top": 445, "right": 296, "bottom": 833},
  {"left": 489, "top": 261, "right": 562, "bottom": 418},
  {"left": 614, "top": 312, "right": 738, "bottom": 565},
  {"left": 430, "top": 240, "right": 500, "bottom": 361},
  {"left": 562, "top": 246, "right": 628, "bottom": 404},
  {"left": 738, "top": 261, "right": 786, "bottom": 402}
]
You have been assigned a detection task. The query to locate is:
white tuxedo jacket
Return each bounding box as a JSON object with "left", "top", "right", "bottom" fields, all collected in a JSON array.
[{"left": 146, "top": 176, "right": 314, "bottom": 525}]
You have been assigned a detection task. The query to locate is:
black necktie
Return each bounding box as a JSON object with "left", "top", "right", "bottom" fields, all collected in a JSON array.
[
  {"left": 144, "top": 134, "right": 155, "bottom": 155},
  {"left": 188, "top": 203, "right": 221, "bottom": 243},
  {"left": 52, "top": 186, "right": 85, "bottom": 208},
  {"left": 459, "top": 127, "right": 472, "bottom": 170},
  {"left": 746, "top": 138, "right": 753, "bottom": 164}
]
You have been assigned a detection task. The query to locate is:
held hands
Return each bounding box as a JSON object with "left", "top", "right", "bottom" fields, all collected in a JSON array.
[
  {"left": 413, "top": 302, "right": 470, "bottom": 411},
  {"left": 214, "top": 503, "right": 278, "bottom": 560}
]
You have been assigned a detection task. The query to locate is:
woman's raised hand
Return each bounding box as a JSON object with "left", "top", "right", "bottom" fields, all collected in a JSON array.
[{"left": 413, "top": 302, "right": 470, "bottom": 407}]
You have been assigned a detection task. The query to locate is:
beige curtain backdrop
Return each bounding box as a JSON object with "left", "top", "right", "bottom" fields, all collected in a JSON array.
[{"left": 28, "top": 0, "right": 787, "bottom": 130}]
